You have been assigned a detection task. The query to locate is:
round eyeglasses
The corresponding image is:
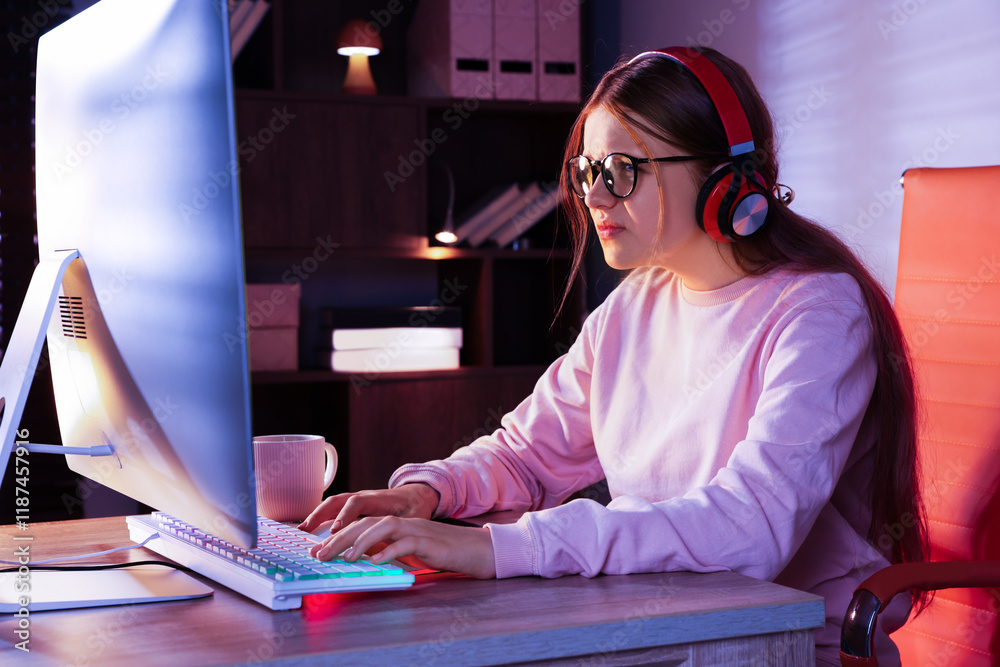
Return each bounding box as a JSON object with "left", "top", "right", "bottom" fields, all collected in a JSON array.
[{"left": 566, "top": 153, "right": 710, "bottom": 199}]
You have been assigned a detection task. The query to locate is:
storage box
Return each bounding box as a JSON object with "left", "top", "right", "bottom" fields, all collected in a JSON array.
[
  {"left": 537, "top": 0, "right": 581, "bottom": 102},
  {"left": 495, "top": 0, "right": 537, "bottom": 101},
  {"left": 246, "top": 283, "right": 300, "bottom": 371},
  {"left": 408, "top": 0, "right": 496, "bottom": 99}
]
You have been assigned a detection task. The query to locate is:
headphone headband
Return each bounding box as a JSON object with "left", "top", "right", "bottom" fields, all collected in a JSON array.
[
  {"left": 629, "top": 47, "right": 755, "bottom": 157},
  {"left": 627, "top": 46, "right": 769, "bottom": 243}
]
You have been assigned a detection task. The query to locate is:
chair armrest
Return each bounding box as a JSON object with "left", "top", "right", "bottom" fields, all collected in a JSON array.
[{"left": 840, "top": 561, "right": 1000, "bottom": 666}]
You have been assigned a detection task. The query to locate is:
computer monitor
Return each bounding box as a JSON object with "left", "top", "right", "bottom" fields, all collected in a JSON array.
[{"left": 0, "top": 0, "right": 256, "bottom": 547}]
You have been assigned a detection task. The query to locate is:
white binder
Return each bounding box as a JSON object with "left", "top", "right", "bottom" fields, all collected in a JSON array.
[
  {"left": 537, "top": 0, "right": 580, "bottom": 102},
  {"left": 494, "top": 0, "right": 537, "bottom": 100}
]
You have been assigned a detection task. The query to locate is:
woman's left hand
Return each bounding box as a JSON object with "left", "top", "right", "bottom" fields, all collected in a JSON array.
[{"left": 309, "top": 516, "right": 497, "bottom": 580}]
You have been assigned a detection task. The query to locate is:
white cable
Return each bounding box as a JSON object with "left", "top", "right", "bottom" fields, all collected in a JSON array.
[{"left": 0, "top": 533, "right": 161, "bottom": 566}]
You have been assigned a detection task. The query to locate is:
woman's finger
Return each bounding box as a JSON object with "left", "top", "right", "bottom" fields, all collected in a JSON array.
[
  {"left": 297, "top": 494, "right": 350, "bottom": 532},
  {"left": 308, "top": 516, "right": 378, "bottom": 559},
  {"left": 311, "top": 516, "right": 496, "bottom": 580}
]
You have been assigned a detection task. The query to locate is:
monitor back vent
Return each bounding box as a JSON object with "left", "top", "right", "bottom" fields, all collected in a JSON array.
[{"left": 58, "top": 296, "right": 87, "bottom": 339}]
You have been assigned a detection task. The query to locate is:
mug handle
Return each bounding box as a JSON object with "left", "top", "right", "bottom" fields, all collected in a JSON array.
[{"left": 322, "top": 442, "right": 338, "bottom": 489}]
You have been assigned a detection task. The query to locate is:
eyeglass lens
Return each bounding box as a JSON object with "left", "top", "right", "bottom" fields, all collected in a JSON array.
[{"left": 568, "top": 154, "right": 637, "bottom": 198}]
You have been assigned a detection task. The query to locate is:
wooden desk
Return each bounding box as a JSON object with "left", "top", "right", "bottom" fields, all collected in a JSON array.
[{"left": 1, "top": 518, "right": 824, "bottom": 666}]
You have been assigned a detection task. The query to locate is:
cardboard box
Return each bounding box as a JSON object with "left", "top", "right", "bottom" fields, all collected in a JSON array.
[
  {"left": 248, "top": 327, "right": 299, "bottom": 371},
  {"left": 246, "top": 283, "right": 300, "bottom": 371},
  {"left": 246, "top": 283, "right": 300, "bottom": 328}
]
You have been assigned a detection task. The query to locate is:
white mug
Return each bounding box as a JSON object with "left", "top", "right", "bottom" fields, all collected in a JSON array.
[{"left": 253, "top": 434, "right": 337, "bottom": 522}]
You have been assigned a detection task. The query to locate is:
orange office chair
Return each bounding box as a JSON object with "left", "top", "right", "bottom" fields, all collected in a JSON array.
[{"left": 840, "top": 165, "right": 1000, "bottom": 666}]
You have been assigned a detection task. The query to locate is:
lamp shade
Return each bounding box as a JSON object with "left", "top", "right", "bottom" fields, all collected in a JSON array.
[{"left": 336, "top": 19, "right": 382, "bottom": 56}]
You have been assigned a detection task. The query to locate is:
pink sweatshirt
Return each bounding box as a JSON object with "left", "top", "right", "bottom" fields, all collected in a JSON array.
[{"left": 390, "top": 267, "right": 907, "bottom": 660}]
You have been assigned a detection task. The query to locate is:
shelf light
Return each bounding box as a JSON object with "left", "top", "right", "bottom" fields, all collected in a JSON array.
[
  {"left": 434, "top": 229, "right": 458, "bottom": 244},
  {"left": 336, "top": 19, "right": 382, "bottom": 95},
  {"left": 434, "top": 163, "right": 458, "bottom": 244}
]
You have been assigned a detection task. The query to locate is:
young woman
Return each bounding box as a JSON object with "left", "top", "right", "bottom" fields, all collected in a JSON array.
[{"left": 300, "top": 46, "right": 926, "bottom": 665}]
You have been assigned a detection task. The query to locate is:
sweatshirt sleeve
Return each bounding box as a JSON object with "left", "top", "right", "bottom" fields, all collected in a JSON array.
[
  {"left": 389, "top": 303, "right": 608, "bottom": 519},
  {"left": 488, "top": 280, "right": 877, "bottom": 581}
]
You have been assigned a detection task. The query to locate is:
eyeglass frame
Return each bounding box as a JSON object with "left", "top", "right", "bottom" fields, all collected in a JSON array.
[{"left": 566, "top": 152, "right": 713, "bottom": 199}]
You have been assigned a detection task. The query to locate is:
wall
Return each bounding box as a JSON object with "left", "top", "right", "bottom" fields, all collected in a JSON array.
[{"left": 618, "top": 0, "right": 1000, "bottom": 292}]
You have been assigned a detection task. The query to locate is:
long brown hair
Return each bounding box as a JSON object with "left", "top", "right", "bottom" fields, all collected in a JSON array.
[{"left": 558, "top": 48, "right": 927, "bottom": 586}]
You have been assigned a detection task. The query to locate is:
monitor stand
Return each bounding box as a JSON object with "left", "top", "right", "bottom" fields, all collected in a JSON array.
[
  {"left": 0, "top": 250, "right": 116, "bottom": 477},
  {"left": 0, "top": 566, "right": 213, "bottom": 612},
  {"left": 0, "top": 249, "right": 216, "bottom": 608}
]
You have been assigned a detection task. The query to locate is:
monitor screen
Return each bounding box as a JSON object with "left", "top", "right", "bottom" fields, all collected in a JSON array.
[{"left": 32, "top": 0, "right": 256, "bottom": 547}]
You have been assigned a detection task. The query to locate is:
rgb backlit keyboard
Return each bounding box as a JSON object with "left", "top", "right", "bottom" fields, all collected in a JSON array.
[{"left": 127, "top": 513, "right": 415, "bottom": 610}]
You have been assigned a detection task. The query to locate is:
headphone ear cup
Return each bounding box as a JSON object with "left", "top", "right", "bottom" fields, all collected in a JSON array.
[
  {"left": 695, "top": 167, "right": 735, "bottom": 243},
  {"left": 695, "top": 166, "right": 770, "bottom": 242}
]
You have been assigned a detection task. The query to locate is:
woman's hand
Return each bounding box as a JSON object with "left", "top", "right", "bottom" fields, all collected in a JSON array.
[
  {"left": 309, "top": 515, "right": 497, "bottom": 580},
  {"left": 298, "top": 483, "right": 440, "bottom": 535}
]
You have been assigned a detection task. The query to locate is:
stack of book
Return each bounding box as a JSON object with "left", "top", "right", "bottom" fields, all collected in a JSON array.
[
  {"left": 450, "top": 181, "right": 559, "bottom": 248},
  {"left": 319, "top": 306, "right": 463, "bottom": 373}
]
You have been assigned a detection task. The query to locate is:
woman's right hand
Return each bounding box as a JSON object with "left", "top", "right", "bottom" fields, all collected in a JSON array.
[{"left": 297, "top": 483, "right": 441, "bottom": 535}]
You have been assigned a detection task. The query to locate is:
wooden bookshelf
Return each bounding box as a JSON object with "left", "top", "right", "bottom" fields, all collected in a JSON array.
[{"left": 236, "top": 0, "right": 587, "bottom": 491}]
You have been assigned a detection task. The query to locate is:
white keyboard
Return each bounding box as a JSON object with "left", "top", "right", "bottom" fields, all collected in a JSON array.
[{"left": 127, "top": 513, "right": 415, "bottom": 610}]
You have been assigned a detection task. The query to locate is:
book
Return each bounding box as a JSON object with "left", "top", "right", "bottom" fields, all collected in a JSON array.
[
  {"left": 466, "top": 181, "right": 544, "bottom": 247},
  {"left": 327, "top": 327, "right": 463, "bottom": 351},
  {"left": 231, "top": 0, "right": 270, "bottom": 61},
  {"left": 323, "top": 347, "right": 460, "bottom": 373},
  {"left": 451, "top": 183, "right": 522, "bottom": 244},
  {"left": 229, "top": 0, "right": 253, "bottom": 32},
  {"left": 489, "top": 182, "right": 559, "bottom": 247},
  {"left": 321, "top": 306, "right": 462, "bottom": 330}
]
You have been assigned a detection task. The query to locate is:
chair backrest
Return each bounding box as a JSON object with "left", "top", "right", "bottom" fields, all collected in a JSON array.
[{"left": 890, "top": 165, "right": 1000, "bottom": 665}]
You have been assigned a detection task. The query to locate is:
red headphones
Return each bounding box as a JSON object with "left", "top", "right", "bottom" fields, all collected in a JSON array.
[{"left": 629, "top": 47, "right": 769, "bottom": 243}]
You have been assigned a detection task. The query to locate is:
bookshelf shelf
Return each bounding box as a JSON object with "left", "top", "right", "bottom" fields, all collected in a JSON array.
[
  {"left": 244, "top": 245, "right": 572, "bottom": 261},
  {"left": 251, "top": 364, "right": 551, "bottom": 385},
  {"left": 236, "top": 0, "right": 587, "bottom": 492}
]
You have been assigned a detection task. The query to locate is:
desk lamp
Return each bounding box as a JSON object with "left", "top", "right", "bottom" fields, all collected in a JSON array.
[{"left": 336, "top": 19, "right": 381, "bottom": 95}]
